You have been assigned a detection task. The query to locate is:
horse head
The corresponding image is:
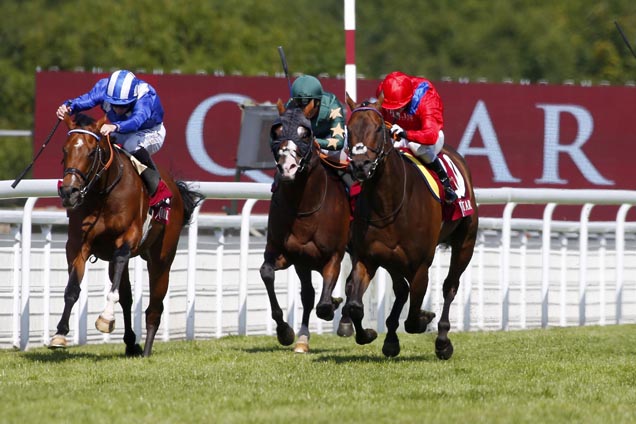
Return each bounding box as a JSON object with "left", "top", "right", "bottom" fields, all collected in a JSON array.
[
  {"left": 345, "top": 92, "right": 391, "bottom": 182},
  {"left": 270, "top": 100, "right": 315, "bottom": 182},
  {"left": 59, "top": 113, "right": 110, "bottom": 209}
]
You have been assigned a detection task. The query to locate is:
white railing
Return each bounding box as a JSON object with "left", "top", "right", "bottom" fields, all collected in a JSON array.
[{"left": 1, "top": 179, "right": 635, "bottom": 350}]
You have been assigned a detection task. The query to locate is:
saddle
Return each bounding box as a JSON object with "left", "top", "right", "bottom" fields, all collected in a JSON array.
[{"left": 399, "top": 149, "right": 474, "bottom": 221}]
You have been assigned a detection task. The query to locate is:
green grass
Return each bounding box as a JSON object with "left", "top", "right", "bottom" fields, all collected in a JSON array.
[{"left": 1, "top": 325, "right": 635, "bottom": 424}]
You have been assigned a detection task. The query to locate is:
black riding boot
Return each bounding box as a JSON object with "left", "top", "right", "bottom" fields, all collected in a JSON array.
[
  {"left": 427, "top": 157, "right": 458, "bottom": 204},
  {"left": 132, "top": 147, "right": 160, "bottom": 196}
]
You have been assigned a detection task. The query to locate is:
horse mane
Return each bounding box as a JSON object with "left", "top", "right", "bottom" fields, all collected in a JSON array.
[{"left": 74, "top": 113, "right": 97, "bottom": 128}]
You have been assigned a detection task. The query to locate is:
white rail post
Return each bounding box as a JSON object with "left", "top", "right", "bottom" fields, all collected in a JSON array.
[
  {"left": 578, "top": 203, "right": 593, "bottom": 326},
  {"left": 12, "top": 226, "right": 21, "bottom": 349},
  {"left": 541, "top": 203, "right": 556, "bottom": 328},
  {"left": 19, "top": 197, "right": 37, "bottom": 351},
  {"left": 615, "top": 204, "right": 632, "bottom": 324},
  {"left": 186, "top": 203, "right": 202, "bottom": 340},
  {"left": 42, "top": 224, "right": 52, "bottom": 345},
  {"left": 500, "top": 202, "right": 516, "bottom": 330},
  {"left": 215, "top": 229, "right": 225, "bottom": 338},
  {"left": 238, "top": 199, "right": 258, "bottom": 335}
]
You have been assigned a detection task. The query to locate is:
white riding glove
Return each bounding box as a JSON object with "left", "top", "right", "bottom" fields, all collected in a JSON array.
[{"left": 391, "top": 124, "right": 407, "bottom": 148}]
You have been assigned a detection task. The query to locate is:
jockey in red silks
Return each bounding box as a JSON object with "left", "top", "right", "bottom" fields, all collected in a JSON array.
[
  {"left": 376, "top": 71, "right": 457, "bottom": 204},
  {"left": 56, "top": 70, "right": 173, "bottom": 224}
]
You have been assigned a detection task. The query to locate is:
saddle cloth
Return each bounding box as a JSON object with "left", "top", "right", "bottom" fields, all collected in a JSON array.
[{"left": 400, "top": 149, "right": 475, "bottom": 222}]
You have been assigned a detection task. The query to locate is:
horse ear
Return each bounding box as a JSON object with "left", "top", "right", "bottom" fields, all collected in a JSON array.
[
  {"left": 376, "top": 92, "right": 385, "bottom": 109},
  {"left": 345, "top": 92, "right": 357, "bottom": 111},
  {"left": 96, "top": 115, "right": 109, "bottom": 131},
  {"left": 63, "top": 113, "right": 74, "bottom": 129},
  {"left": 276, "top": 99, "right": 286, "bottom": 115}
]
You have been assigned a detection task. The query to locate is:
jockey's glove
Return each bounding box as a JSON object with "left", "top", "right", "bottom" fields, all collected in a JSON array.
[{"left": 390, "top": 124, "right": 406, "bottom": 141}]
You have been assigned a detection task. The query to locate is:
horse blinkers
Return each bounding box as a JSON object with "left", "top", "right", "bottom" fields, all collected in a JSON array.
[{"left": 270, "top": 113, "right": 314, "bottom": 182}]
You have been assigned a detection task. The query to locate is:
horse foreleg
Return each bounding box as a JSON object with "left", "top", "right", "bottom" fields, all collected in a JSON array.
[
  {"left": 260, "top": 254, "right": 295, "bottom": 346},
  {"left": 96, "top": 245, "right": 131, "bottom": 334},
  {"left": 294, "top": 267, "right": 314, "bottom": 353},
  {"left": 49, "top": 247, "right": 89, "bottom": 349},
  {"left": 117, "top": 263, "right": 143, "bottom": 357},
  {"left": 346, "top": 260, "right": 378, "bottom": 345},
  {"left": 382, "top": 274, "right": 410, "bottom": 358},
  {"left": 315, "top": 255, "right": 341, "bottom": 321}
]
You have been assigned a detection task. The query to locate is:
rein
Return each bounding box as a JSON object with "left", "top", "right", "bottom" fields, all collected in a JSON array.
[
  {"left": 64, "top": 130, "right": 122, "bottom": 201},
  {"left": 350, "top": 106, "right": 407, "bottom": 225}
]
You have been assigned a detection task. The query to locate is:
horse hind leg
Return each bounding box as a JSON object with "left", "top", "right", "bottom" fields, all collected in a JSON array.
[
  {"left": 436, "top": 228, "right": 477, "bottom": 360},
  {"left": 336, "top": 272, "right": 354, "bottom": 337},
  {"left": 260, "top": 258, "right": 295, "bottom": 346},
  {"left": 118, "top": 264, "right": 143, "bottom": 357},
  {"left": 96, "top": 245, "right": 131, "bottom": 334}
]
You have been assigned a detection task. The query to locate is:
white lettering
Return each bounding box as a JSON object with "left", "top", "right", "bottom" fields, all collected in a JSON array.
[
  {"left": 457, "top": 100, "right": 520, "bottom": 183},
  {"left": 535, "top": 104, "right": 613, "bottom": 185},
  {"left": 185, "top": 94, "right": 273, "bottom": 183}
]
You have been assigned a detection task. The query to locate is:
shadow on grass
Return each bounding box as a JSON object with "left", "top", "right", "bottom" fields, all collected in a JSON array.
[
  {"left": 312, "top": 353, "right": 434, "bottom": 363},
  {"left": 18, "top": 348, "right": 136, "bottom": 363}
]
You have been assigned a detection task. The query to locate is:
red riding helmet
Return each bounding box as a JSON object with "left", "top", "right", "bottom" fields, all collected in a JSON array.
[{"left": 381, "top": 71, "right": 413, "bottom": 110}]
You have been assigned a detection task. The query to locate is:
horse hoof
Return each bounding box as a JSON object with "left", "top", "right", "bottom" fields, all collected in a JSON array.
[
  {"left": 294, "top": 335, "right": 309, "bottom": 353},
  {"left": 48, "top": 334, "right": 67, "bottom": 349},
  {"left": 331, "top": 297, "right": 344, "bottom": 308},
  {"left": 420, "top": 310, "right": 436, "bottom": 328},
  {"left": 337, "top": 321, "right": 354, "bottom": 337},
  {"left": 435, "top": 338, "right": 454, "bottom": 360},
  {"left": 276, "top": 324, "right": 295, "bottom": 346},
  {"left": 382, "top": 341, "right": 401, "bottom": 358},
  {"left": 126, "top": 344, "right": 143, "bottom": 357},
  {"left": 315, "top": 303, "right": 334, "bottom": 321},
  {"left": 95, "top": 315, "right": 115, "bottom": 333},
  {"left": 355, "top": 328, "right": 378, "bottom": 345}
]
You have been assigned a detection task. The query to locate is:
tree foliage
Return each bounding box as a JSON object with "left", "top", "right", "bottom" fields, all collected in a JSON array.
[{"left": 0, "top": 0, "right": 635, "bottom": 178}]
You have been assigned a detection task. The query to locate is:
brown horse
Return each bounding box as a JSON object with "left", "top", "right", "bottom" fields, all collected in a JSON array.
[
  {"left": 344, "top": 95, "right": 479, "bottom": 359},
  {"left": 50, "top": 113, "right": 203, "bottom": 356},
  {"left": 260, "top": 101, "right": 351, "bottom": 353}
]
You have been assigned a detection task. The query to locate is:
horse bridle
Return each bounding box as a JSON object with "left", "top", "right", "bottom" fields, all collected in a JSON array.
[
  {"left": 63, "top": 129, "right": 119, "bottom": 201},
  {"left": 349, "top": 106, "right": 391, "bottom": 178}
]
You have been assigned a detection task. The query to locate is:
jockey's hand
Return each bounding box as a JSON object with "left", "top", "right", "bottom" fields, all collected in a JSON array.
[
  {"left": 100, "top": 124, "right": 117, "bottom": 136},
  {"left": 393, "top": 138, "right": 408, "bottom": 149},
  {"left": 390, "top": 124, "right": 406, "bottom": 140},
  {"left": 56, "top": 104, "right": 70, "bottom": 120}
]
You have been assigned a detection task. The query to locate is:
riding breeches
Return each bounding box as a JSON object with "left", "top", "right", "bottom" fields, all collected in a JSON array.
[
  {"left": 408, "top": 130, "right": 444, "bottom": 164},
  {"left": 116, "top": 123, "right": 166, "bottom": 155}
]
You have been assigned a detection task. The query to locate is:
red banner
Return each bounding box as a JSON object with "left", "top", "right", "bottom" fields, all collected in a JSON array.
[{"left": 34, "top": 71, "right": 636, "bottom": 219}]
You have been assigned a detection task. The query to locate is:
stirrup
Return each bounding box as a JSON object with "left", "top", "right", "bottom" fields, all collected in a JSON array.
[{"left": 444, "top": 188, "right": 458, "bottom": 204}]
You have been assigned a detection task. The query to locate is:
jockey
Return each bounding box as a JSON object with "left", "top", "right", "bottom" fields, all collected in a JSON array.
[
  {"left": 377, "top": 71, "right": 458, "bottom": 204},
  {"left": 287, "top": 75, "right": 348, "bottom": 165},
  {"left": 56, "top": 70, "right": 172, "bottom": 224},
  {"left": 273, "top": 75, "right": 357, "bottom": 195}
]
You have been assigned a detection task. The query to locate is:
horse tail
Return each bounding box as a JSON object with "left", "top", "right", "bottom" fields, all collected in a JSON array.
[{"left": 176, "top": 180, "right": 205, "bottom": 226}]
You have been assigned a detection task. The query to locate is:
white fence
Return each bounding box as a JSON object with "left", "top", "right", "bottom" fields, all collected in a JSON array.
[{"left": 1, "top": 179, "right": 635, "bottom": 351}]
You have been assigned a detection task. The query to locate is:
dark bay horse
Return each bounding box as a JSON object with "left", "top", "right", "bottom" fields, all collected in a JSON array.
[
  {"left": 51, "top": 113, "right": 203, "bottom": 356},
  {"left": 260, "top": 102, "right": 351, "bottom": 353},
  {"left": 344, "top": 94, "right": 479, "bottom": 359}
]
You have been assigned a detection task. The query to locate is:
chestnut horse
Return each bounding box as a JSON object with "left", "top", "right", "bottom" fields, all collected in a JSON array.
[
  {"left": 260, "top": 102, "right": 351, "bottom": 353},
  {"left": 344, "top": 95, "right": 479, "bottom": 359},
  {"left": 51, "top": 113, "right": 203, "bottom": 356}
]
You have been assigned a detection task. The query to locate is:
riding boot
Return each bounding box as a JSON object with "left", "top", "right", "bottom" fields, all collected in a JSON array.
[
  {"left": 132, "top": 147, "right": 172, "bottom": 224},
  {"left": 426, "top": 157, "right": 458, "bottom": 204},
  {"left": 337, "top": 169, "right": 360, "bottom": 217}
]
